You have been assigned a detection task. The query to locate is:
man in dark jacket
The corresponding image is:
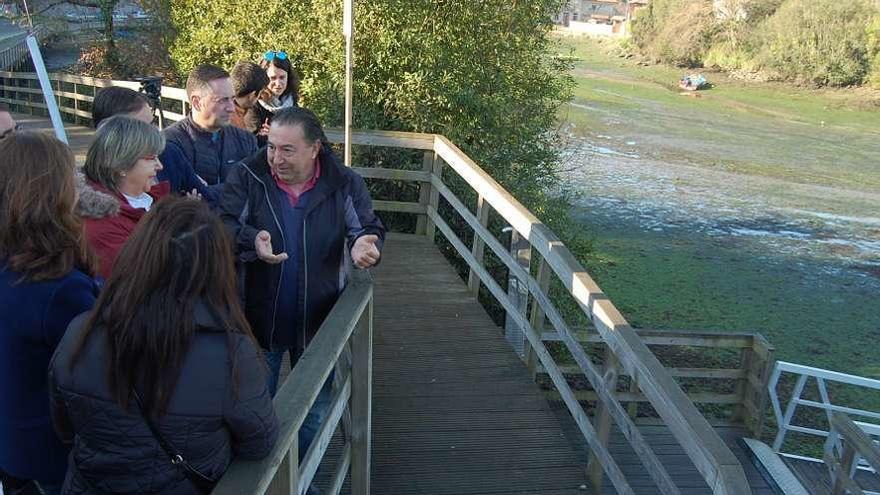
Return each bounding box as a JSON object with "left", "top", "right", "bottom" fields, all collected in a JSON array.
[
  {"left": 219, "top": 106, "right": 384, "bottom": 466},
  {"left": 160, "top": 64, "right": 258, "bottom": 201}
]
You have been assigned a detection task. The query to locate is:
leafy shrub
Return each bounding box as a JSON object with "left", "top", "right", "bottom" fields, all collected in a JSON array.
[
  {"left": 755, "top": 0, "right": 876, "bottom": 86},
  {"left": 632, "top": 0, "right": 717, "bottom": 67},
  {"left": 866, "top": 16, "right": 880, "bottom": 88}
]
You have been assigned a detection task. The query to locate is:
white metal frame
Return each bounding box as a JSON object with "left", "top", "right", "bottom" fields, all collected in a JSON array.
[{"left": 768, "top": 360, "right": 880, "bottom": 474}]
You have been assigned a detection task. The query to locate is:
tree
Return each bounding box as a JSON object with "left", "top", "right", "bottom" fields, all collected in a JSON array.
[
  {"left": 163, "top": 0, "right": 575, "bottom": 224},
  {"left": 32, "top": 0, "right": 121, "bottom": 67}
]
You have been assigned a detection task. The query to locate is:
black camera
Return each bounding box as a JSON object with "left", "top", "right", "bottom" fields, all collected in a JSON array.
[{"left": 133, "top": 76, "right": 163, "bottom": 107}]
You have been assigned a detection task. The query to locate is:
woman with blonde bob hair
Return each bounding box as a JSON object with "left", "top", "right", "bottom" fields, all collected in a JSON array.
[
  {"left": 79, "top": 115, "right": 170, "bottom": 278},
  {"left": 50, "top": 197, "right": 278, "bottom": 494},
  {"left": 0, "top": 132, "right": 99, "bottom": 495}
]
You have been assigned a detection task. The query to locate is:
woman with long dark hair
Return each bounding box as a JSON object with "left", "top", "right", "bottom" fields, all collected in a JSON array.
[
  {"left": 50, "top": 197, "right": 278, "bottom": 494},
  {"left": 245, "top": 50, "right": 301, "bottom": 145},
  {"left": 0, "top": 132, "right": 99, "bottom": 495}
]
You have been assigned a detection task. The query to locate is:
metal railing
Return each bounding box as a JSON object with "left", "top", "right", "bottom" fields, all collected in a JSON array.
[
  {"left": 824, "top": 412, "right": 880, "bottom": 495},
  {"left": 213, "top": 269, "right": 373, "bottom": 495},
  {"left": 769, "top": 361, "right": 880, "bottom": 465}
]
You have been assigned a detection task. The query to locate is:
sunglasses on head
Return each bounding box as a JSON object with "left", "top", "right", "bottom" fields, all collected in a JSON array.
[{"left": 263, "top": 50, "right": 288, "bottom": 61}]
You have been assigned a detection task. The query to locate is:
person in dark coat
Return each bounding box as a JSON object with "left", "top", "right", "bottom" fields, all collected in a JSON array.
[
  {"left": 79, "top": 116, "right": 170, "bottom": 279},
  {"left": 218, "top": 107, "right": 383, "bottom": 476},
  {"left": 229, "top": 61, "right": 269, "bottom": 135},
  {"left": 160, "top": 64, "right": 258, "bottom": 201},
  {"left": 50, "top": 197, "right": 278, "bottom": 495},
  {"left": 0, "top": 132, "right": 100, "bottom": 495}
]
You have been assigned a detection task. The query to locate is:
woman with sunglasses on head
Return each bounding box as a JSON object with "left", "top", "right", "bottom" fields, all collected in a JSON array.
[
  {"left": 245, "top": 50, "right": 301, "bottom": 145},
  {"left": 78, "top": 115, "right": 170, "bottom": 279},
  {"left": 50, "top": 197, "right": 278, "bottom": 494},
  {"left": 0, "top": 132, "right": 100, "bottom": 495}
]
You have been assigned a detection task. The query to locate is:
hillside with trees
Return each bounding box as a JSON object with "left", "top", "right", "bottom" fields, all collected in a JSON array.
[{"left": 631, "top": 0, "right": 880, "bottom": 87}]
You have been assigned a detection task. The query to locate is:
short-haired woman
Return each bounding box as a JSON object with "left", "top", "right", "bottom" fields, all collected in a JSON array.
[
  {"left": 79, "top": 115, "right": 170, "bottom": 278},
  {"left": 245, "top": 50, "right": 300, "bottom": 144},
  {"left": 50, "top": 197, "right": 278, "bottom": 494},
  {"left": 0, "top": 132, "right": 100, "bottom": 495}
]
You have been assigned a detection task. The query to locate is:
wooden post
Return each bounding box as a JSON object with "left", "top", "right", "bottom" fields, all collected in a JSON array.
[
  {"left": 831, "top": 442, "right": 857, "bottom": 495},
  {"left": 266, "top": 442, "right": 298, "bottom": 495},
  {"left": 525, "top": 257, "right": 550, "bottom": 378},
  {"left": 343, "top": 0, "right": 354, "bottom": 167},
  {"left": 73, "top": 82, "right": 79, "bottom": 125},
  {"left": 350, "top": 298, "right": 372, "bottom": 495},
  {"left": 466, "top": 195, "right": 490, "bottom": 297},
  {"left": 425, "top": 155, "right": 444, "bottom": 243},
  {"left": 750, "top": 340, "right": 775, "bottom": 437},
  {"left": 415, "top": 151, "right": 435, "bottom": 235},
  {"left": 627, "top": 373, "right": 640, "bottom": 419},
  {"left": 732, "top": 346, "right": 752, "bottom": 424},
  {"left": 588, "top": 348, "right": 621, "bottom": 493},
  {"left": 504, "top": 230, "right": 531, "bottom": 356}
]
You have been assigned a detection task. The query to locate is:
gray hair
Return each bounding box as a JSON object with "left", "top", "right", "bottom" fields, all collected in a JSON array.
[{"left": 83, "top": 115, "right": 165, "bottom": 194}]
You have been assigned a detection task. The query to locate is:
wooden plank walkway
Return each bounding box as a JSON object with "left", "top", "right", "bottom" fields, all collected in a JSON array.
[
  {"left": 784, "top": 456, "right": 880, "bottom": 495},
  {"left": 367, "top": 233, "right": 589, "bottom": 494},
  {"left": 9, "top": 111, "right": 94, "bottom": 163}
]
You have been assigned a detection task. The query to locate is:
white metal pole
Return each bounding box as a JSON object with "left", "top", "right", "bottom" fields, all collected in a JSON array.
[
  {"left": 26, "top": 34, "right": 67, "bottom": 144},
  {"left": 343, "top": 0, "right": 354, "bottom": 167}
]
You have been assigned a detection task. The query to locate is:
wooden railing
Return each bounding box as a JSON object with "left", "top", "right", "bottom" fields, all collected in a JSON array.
[
  {"left": 824, "top": 412, "right": 880, "bottom": 495},
  {"left": 2, "top": 73, "right": 756, "bottom": 494},
  {"left": 0, "top": 70, "right": 189, "bottom": 127},
  {"left": 213, "top": 269, "right": 373, "bottom": 495},
  {"left": 539, "top": 328, "right": 775, "bottom": 437}
]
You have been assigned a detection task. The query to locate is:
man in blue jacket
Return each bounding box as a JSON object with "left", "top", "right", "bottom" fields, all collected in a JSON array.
[
  {"left": 219, "top": 107, "right": 384, "bottom": 472},
  {"left": 161, "top": 64, "right": 258, "bottom": 202}
]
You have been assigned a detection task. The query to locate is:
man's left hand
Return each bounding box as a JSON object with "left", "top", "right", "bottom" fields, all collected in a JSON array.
[{"left": 351, "top": 235, "right": 380, "bottom": 269}]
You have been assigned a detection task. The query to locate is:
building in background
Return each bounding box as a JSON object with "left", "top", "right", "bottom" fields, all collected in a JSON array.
[{"left": 554, "top": 0, "right": 649, "bottom": 37}]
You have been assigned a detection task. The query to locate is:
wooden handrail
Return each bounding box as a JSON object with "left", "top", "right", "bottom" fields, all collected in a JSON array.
[
  {"left": 212, "top": 269, "right": 373, "bottom": 495},
  {"left": 430, "top": 134, "right": 751, "bottom": 494},
  {"left": 825, "top": 412, "right": 880, "bottom": 495}
]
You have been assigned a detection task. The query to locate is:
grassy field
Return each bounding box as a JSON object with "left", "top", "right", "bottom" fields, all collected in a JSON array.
[
  {"left": 558, "top": 37, "right": 880, "bottom": 193},
  {"left": 554, "top": 35, "right": 880, "bottom": 384}
]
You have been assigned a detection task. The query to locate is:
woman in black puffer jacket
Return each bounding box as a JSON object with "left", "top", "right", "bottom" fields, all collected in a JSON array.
[{"left": 49, "top": 197, "right": 278, "bottom": 494}]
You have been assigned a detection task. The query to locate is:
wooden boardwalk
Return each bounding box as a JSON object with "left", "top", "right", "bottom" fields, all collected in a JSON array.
[
  {"left": 784, "top": 457, "right": 880, "bottom": 495},
  {"left": 11, "top": 114, "right": 781, "bottom": 494},
  {"left": 368, "top": 233, "right": 588, "bottom": 494}
]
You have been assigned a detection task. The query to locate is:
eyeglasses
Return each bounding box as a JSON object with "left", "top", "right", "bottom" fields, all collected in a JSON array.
[
  {"left": 263, "top": 50, "right": 288, "bottom": 61},
  {"left": 0, "top": 123, "right": 22, "bottom": 140}
]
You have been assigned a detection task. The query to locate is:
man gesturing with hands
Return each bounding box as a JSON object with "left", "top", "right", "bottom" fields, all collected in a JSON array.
[{"left": 220, "top": 107, "right": 384, "bottom": 465}]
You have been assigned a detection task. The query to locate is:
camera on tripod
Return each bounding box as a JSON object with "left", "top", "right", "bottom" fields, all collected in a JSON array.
[
  {"left": 133, "top": 76, "right": 166, "bottom": 128},
  {"left": 133, "top": 76, "right": 163, "bottom": 107}
]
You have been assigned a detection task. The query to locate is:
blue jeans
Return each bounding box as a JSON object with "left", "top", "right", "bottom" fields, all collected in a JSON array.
[{"left": 265, "top": 349, "right": 334, "bottom": 460}]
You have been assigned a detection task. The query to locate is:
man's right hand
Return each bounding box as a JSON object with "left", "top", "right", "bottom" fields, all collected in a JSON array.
[{"left": 255, "top": 230, "right": 288, "bottom": 264}]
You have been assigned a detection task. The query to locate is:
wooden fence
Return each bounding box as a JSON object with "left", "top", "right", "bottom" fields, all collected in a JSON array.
[
  {"left": 213, "top": 269, "right": 373, "bottom": 495},
  {"left": 539, "top": 328, "right": 775, "bottom": 437},
  {"left": 1, "top": 72, "right": 759, "bottom": 495},
  {"left": 824, "top": 412, "right": 880, "bottom": 495}
]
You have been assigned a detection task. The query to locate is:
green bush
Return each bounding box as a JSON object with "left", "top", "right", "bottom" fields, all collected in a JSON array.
[
  {"left": 756, "top": 0, "right": 876, "bottom": 86},
  {"left": 632, "top": 0, "right": 718, "bottom": 67},
  {"left": 866, "top": 16, "right": 880, "bottom": 88},
  {"left": 161, "top": 0, "right": 576, "bottom": 217}
]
